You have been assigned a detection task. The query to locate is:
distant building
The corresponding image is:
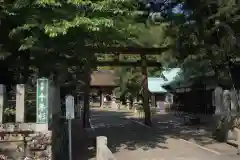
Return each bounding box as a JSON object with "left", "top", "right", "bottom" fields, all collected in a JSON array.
[
  {"left": 147, "top": 68, "right": 181, "bottom": 108},
  {"left": 162, "top": 68, "right": 216, "bottom": 114},
  {"left": 90, "top": 70, "right": 118, "bottom": 107}
]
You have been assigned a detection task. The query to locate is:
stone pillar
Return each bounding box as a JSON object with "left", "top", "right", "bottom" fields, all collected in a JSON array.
[
  {"left": 111, "top": 96, "right": 117, "bottom": 109},
  {"left": 0, "top": 84, "right": 6, "bottom": 123},
  {"left": 133, "top": 99, "right": 137, "bottom": 112},
  {"left": 126, "top": 99, "right": 130, "bottom": 110},
  {"left": 96, "top": 136, "right": 107, "bottom": 160},
  {"left": 223, "top": 90, "right": 231, "bottom": 114},
  {"left": 214, "top": 86, "right": 224, "bottom": 115},
  {"left": 100, "top": 90, "right": 104, "bottom": 107},
  {"left": 134, "top": 100, "right": 138, "bottom": 113},
  {"left": 16, "top": 84, "right": 25, "bottom": 122},
  {"left": 230, "top": 89, "right": 238, "bottom": 112}
]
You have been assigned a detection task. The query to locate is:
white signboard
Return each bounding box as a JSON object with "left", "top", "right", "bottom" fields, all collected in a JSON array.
[{"left": 66, "top": 95, "right": 75, "bottom": 119}]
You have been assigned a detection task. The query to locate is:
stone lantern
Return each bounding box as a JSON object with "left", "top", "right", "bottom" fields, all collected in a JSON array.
[
  {"left": 126, "top": 99, "right": 131, "bottom": 110},
  {"left": 111, "top": 96, "right": 117, "bottom": 109}
]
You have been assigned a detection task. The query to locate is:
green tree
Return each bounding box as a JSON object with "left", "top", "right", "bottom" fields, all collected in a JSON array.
[
  {"left": 159, "top": 0, "right": 240, "bottom": 140},
  {"left": 1, "top": 0, "right": 156, "bottom": 127},
  {"left": 1, "top": 0, "right": 142, "bottom": 83},
  {"left": 169, "top": 0, "right": 240, "bottom": 85}
]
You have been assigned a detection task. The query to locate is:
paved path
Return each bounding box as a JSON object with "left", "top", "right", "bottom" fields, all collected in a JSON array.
[{"left": 90, "top": 108, "right": 240, "bottom": 160}]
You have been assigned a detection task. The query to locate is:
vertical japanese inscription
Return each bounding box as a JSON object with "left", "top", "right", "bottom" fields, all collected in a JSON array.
[{"left": 36, "top": 78, "right": 49, "bottom": 124}]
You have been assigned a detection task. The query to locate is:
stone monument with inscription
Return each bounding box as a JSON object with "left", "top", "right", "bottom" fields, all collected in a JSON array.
[
  {"left": 36, "top": 78, "right": 60, "bottom": 130},
  {"left": 36, "top": 78, "right": 49, "bottom": 131}
]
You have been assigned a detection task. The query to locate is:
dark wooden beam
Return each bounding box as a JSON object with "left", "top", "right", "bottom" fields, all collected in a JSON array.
[
  {"left": 82, "top": 58, "right": 91, "bottom": 128},
  {"left": 29, "top": 54, "right": 162, "bottom": 66},
  {"left": 141, "top": 54, "right": 151, "bottom": 126},
  {"left": 83, "top": 46, "right": 170, "bottom": 54},
  {"left": 96, "top": 61, "right": 162, "bottom": 66}
]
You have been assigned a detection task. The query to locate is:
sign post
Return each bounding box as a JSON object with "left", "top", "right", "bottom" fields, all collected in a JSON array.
[
  {"left": 66, "top": 95, "right": 75, "bottom": 160},
  {"left": 36, "top": 78, "right": 49, "bottom": 130}
]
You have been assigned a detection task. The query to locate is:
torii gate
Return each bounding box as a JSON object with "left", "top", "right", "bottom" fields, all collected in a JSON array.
[{"left": 80, "top": 46, "right": 168, "bottom": 127}]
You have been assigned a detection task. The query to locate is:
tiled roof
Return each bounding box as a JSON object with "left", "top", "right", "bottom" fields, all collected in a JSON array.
[
  {"left": 148, "top": 68, "right": 181, "bottom": 93},
  {"left": 148, "top": 77, "right": 168, "bottom": 93}
]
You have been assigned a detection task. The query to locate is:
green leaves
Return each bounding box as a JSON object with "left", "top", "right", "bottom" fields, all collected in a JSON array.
[
  {"left": 44, "top": 16, "right": 114, "bottom": 37},
  {"left": 19, "top": 36, "right": 38, "bottom": 50},
  {"left": 165, "top": 0, "right": 240, "bottom": 85},
  {"left": 34, "top": 0, "right": 62, "bottom": 7},
  {"left": 7, "top": 0, "right": 140, "bottom": 48},
  {"left": 1, "top": 0, "right": 147, "bottom": 86}
]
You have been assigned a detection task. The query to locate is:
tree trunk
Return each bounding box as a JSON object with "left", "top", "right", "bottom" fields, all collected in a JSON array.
[
  {"left": 52, "top": 114, "right": 68, "bottom": 160},
  {"left": 22, "top": 52, "right": 30, "bottom": 84},
  {"left": 82, "top": 64, "right": 91, "bottom": 128},
  {"left": 141, "top": 55, "right": 152, "bottom": 126},
  {"left": 83, "top": 84, "right": 90, "bottom": 128}
]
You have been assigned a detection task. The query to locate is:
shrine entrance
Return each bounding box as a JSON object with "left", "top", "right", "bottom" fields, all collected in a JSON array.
[{"left": 78, "top": 47, "right": 168, "bottom": 127}]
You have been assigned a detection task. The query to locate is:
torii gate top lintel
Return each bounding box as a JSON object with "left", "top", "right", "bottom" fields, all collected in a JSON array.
[{"left": 82, "top": 46, "right": 169, "bottom": 55}]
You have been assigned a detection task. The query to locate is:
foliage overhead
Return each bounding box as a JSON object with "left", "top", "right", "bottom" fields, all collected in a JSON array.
[
  {"left": 149, "top": 0, "right": 240, "bottom": 88},
  {"left": 1, "top": 0, "right": 150, "bottom": 85}
]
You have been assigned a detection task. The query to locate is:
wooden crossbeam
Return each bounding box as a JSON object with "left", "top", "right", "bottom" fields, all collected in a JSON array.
[
  {"left": 96, "top": 61, "right": 162, "bottom": 66},
  {"left": 83, "top": 46, "right": 169, "bottom": 54}
]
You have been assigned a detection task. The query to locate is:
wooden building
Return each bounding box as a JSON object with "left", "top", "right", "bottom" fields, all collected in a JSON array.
[
  {"left": 147, "top": 68, "right": 181, "bottom": 108},
  {"left": 162, "top": 73, "right": 216, "bottom": 114},
  {"left": 90, "top": 70, "right": 118, "bottom": 107},
  {"left": 148, "top": 77, "right": 169, "bottom": 107}
]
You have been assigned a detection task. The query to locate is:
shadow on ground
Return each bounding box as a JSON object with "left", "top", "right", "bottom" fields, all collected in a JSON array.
[
  {"left": 132, "top": 113, "right": 217, "bottom": 146},
  {"left": 77, "top": 108, "right": 218, "bottom": 160},
  {"left": 71, "top": 120, "right": 96, "bottom": 160}
]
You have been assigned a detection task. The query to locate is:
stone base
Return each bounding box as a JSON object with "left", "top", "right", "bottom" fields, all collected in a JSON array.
[
  {"left": 35, "top": 124, "right": 48, "bottom": 132},
  {"left": 0, "top": 131, "right": 52, "bottom": 160},
  {"left": 0, "top": 123, "right": 52, "bottom": 160},
  {"left": 27, "top": 131, "right": 52, "bottom": 159}
]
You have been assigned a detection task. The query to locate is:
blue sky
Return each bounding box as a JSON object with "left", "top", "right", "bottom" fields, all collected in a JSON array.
[{"left": 172, "top": 3, "right": 184, "bottom": 14}]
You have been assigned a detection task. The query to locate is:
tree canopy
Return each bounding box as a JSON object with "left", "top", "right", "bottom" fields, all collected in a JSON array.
[
  {"left": 167, "top": 0, "right": 240, "bottom": 86},
  {"left": 1, "top": 0, "right": 146, "bottom": 85},
  {"left": 2, "top": 0, "right": 240, "bottom": 124}
]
